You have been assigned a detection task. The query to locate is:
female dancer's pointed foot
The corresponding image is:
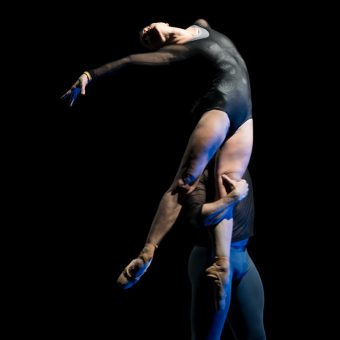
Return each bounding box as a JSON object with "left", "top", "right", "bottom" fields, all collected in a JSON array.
[
  {"left": 117, "top": 243, "right": 156, "bottom": 289},
  {"left": 206, "top": 256, "right": 229, "bottom": 310}
]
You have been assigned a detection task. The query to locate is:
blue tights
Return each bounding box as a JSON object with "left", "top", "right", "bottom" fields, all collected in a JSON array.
[{"left": 188, "top": 239, "right": 266, "bottom": 340}]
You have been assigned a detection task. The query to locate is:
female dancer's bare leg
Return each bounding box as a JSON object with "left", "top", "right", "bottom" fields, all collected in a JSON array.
[
  {"left": 206, "top": 118, "right": 253, "bottom": 309},
  {"left": 117, "top": 111, "right": 252, "bottom": 301}
]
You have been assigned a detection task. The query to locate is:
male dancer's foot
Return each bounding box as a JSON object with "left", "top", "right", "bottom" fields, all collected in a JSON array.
[
  {"left": 117, "top": 243, "right": 157, "bottom": 289},
  {"left": 206, "top": 256, "right": 229, "bottom": 310}
]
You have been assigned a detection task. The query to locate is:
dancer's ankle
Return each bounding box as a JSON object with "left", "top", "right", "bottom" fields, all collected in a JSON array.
[
  {"left": 141, "top": 242, "right": 158, "bottom": 258},
  {"left": 145, "top": 242, "right": 158, "bottom": 252},
  {"left": 213, "top": 256, "right": 229, "bottom": 266}
]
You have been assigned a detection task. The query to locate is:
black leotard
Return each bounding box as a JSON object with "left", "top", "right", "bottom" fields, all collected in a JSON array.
[{"left": 88, "top": 21, "right": 252, "bottom": 137}]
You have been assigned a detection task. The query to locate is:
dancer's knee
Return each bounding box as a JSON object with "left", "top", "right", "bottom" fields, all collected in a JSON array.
[
  {"left": 220, "top": 170, "right": 243, "bottom": 181},
  {"left": 174, "top": 173, "right": 197, "bottom": 195}
]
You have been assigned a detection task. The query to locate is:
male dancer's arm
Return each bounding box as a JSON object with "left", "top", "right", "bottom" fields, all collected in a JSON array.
[{"left": 184, "top": 171, "right": 248, "bottom": 227}]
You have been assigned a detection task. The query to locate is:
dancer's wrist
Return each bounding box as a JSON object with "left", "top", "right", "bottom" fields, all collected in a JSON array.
[{"left": 83, "top": 71, "right": 92, "bottom": 82}]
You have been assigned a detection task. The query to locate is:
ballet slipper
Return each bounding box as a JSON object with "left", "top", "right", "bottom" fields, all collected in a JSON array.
[
  {"left": 117, "top": 243, "right": 156, "bottom": 289},
  {"left": 206, "top": 256, "right": 229, "bottom": 310}
]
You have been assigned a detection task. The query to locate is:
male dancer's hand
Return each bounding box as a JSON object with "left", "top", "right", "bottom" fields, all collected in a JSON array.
[
  {"left": 201, "top": 175, "right": 249, "bottom": 226},
  {"left": 222, "top": 174, "right": 249, "bottom": 203}
]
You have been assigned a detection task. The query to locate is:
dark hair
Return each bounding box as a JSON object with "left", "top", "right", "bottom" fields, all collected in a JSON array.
[
  {"left": 139, "top": 27, "right": 163, "bottom": 50},
  {"left": 139, "top": 29, "right": 150, "bottom": 49}
]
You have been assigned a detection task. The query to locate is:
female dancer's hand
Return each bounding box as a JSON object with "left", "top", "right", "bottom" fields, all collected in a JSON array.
[{"left": 61, "top": 73, "right": 91, "bottom": 107}]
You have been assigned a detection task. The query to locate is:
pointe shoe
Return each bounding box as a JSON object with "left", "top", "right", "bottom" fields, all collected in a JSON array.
[
  {"left": 117, "top": 244, "right": 156, "bottom": 289},
  {"left": 206, "top": 256, "right": 229, "bottom": 310}
]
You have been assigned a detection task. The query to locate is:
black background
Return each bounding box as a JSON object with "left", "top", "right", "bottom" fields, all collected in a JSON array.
[{"left": 20, "top": 2, "right": 323, "bottom": 339}]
